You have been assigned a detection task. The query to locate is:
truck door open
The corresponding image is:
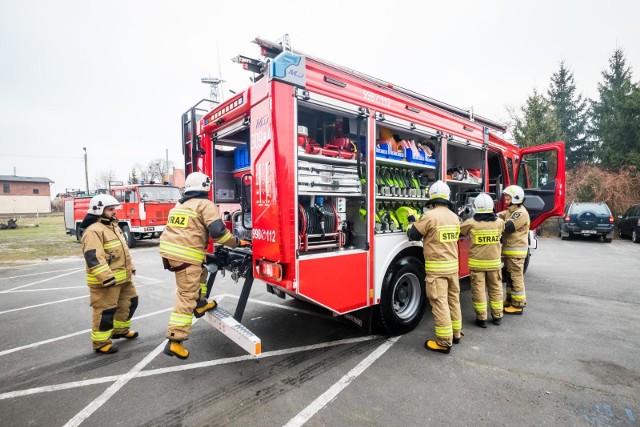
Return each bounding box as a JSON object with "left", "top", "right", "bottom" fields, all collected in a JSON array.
[{"left": 516, "top": 142, "right": 566, "bottom": 229}]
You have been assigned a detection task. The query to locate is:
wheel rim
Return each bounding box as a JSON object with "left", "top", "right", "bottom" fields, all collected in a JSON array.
[{"left": 392, "top": 272, "right": 421, "bottom": 320}]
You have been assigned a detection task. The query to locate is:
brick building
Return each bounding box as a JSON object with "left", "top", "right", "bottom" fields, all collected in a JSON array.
[{"left": 0, "top": 175, "right": 54, "bottom": 215}]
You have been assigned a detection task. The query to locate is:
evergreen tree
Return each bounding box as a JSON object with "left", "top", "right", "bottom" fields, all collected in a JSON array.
[
  {"left": 547, "top": 61, "right": 593, "bottom": 168},
  {"left": 512, "top": 89, "right": 561, "bottom": 148},
  {"left": 128, "top": 168, "right": 140, "bottom": 185},
  {"left": 592, "top": 48, "right": 640, "bottom": 169}
]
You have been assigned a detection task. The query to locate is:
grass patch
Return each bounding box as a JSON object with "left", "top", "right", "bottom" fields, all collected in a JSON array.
[{"left": 0, "top": 213, "right": 82, "bottom": 266}]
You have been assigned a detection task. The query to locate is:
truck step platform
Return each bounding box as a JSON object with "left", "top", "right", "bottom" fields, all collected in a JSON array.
[{"left": 203, "top": 307, "right": 262, "bottom": 356}]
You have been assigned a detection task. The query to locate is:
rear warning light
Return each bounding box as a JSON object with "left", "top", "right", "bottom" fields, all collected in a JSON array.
[
  {"left": 257, "top": 260, "right": 283, "bottom": 281},
  {"left": 564, "top": 215, "right": 570, "bottom": 222},
  {"left": 609, "top": 215, "right": 614, "bottom": 224},
  {"left": 637, "top": 219, "right": 640, "bottom": 227}
]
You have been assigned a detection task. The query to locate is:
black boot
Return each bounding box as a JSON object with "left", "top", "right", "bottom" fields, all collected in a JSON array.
[
  {"left": 475, "top": 319, "right": 487, "bottom": 328},
  {"left": 492, "top": 316, "right": 503, "bottom": 325}
]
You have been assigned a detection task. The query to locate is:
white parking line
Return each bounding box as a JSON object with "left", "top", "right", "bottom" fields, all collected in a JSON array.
[
  {"left": 63, "top": 340, "right": 167, "bottom": 427},
  {"left": 3, "top": 286, "right": 87, "bottom": 293},
  {"left": 284, "top": 336, "right": 400, "bottom": 427},
  {"left": 0, "top": 269, "right": 84, "bottom": 293},
  {"left": 0, "top": 267, "right": 83, "bottom": 281},
  {"left": 0, "top": 335, "right": 378, "bottom": 401},
  {"left": 0, "top": 295, "right": 88, "bottom": 315},
  {"left": 0, "top": 307, "right": 173, "bottom": 358},
  {"left": 62, "top": 295, "right": 227, "bottom": 427}
]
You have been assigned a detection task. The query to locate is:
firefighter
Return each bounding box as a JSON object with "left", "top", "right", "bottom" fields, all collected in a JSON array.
[
  {"left": 407, "top": 180, "right": 461, "bottom": 354},
  {"left": 498, "top": 185, "right": 530, "bottom": 315},
  {"left": 160, "top": 172, "right": 249, "bottom": 360},
  {"left": 460, "top": 193, "right": 505, "bottom": 327},
  {"left": 80, "top": 194, "right": 138, "bottom": 354}
]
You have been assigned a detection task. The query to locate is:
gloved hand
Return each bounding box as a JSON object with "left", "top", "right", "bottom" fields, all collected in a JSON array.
[{"left": 238, "top": 239, "right": 251, "bottom": 247}]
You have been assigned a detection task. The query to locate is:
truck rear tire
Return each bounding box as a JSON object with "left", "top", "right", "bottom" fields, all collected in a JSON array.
[
  {"left": 76, "top": 225, "right": 84, "bottom": 242},
  {"left": 375, "top": 256, "right": 426, "bottom": 335},
  {"left": 121, "top": 224, "right": 136, "bottom": 248}
]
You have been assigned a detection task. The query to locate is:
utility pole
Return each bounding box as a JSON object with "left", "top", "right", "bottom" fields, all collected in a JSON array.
[
  {"left": 83, "top": 147, "right": 89, "bottom": 195},
  {"left": 165, "top": 148, "right": 169, "bottom": 183}
]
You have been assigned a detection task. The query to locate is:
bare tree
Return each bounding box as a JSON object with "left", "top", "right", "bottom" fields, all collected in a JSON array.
[
  {"left": 130, "top": 159, "right": 174, "bottom": 184},
  {"left": 93, "top": 169, "right": 117, "bottom": 191}
]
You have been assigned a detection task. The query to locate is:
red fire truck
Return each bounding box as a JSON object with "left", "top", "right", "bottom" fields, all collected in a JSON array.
[
  {"left": 183, "top": 35, "right": 565, "bottom": 354},
  {"left": 64, "top": 184, "right": 181, "bottom": 247}
]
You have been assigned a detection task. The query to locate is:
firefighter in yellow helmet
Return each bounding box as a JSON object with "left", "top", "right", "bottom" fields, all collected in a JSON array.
[
  {"left": 460, "top": 193, "right": 505, "bottom": 327},
  {"left": 407, "top": 180, "right": 461, "bottom": 354},
  {"left": 160, "top": 172, "right": 249, "bottom": 360},
  {"left": 80, "top": 194, "right": 138, "bottom": 354},
  {"left": 498, "top": 185, "right": 530, "bottom": 314}
]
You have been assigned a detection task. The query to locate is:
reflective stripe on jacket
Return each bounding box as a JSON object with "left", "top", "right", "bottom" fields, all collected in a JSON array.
[
  {"left": 498, "top": 205, "right": 530, "bottom": 258},
  {"left": 81, "top": 218, "right": 134, "bottom": 286}
]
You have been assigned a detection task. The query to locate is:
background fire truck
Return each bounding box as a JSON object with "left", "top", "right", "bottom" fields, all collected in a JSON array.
[
  {"left": 64, "top": 183, "right": 181, "bottom": 247},
  {"left": 182, "top": 35, "right": 565, "bottom": 346}
]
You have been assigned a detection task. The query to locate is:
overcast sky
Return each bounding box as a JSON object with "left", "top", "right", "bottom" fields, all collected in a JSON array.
[{"left": 1, "top": 0, "right": 639, "bottom": 197}]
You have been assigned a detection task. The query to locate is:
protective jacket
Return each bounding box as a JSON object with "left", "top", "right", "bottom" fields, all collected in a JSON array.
[
  {"left": 498, "top": 205, "right": 530, "bottom": 258},
  {"left": 160, "top": 195, "right": 239, "bottom": 265},
  {"left": 409, "top": 205, "right": 460, "bottom": 275},
  {"left": 460, "top": 214, "right": 505, "bottom": 271},
  {"left": 81, "top": 215, "right": 134, "bottom": 287}
]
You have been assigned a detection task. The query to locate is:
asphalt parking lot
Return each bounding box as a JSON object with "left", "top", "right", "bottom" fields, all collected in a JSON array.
[{"left": 0, "top": 237, "right": 639, "bottom": 427}]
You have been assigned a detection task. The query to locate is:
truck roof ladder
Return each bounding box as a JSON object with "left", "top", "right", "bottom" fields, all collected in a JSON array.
[{"left": 253, "top": 37, "right": 507, "bottom": 133}]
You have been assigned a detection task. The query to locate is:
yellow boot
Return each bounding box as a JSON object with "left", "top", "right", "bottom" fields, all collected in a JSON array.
[
  {"left": 425, "top": 340, "right": 451, "bottom": 354},
  {"left": 504, "top": 306, "right": 524, "bottom": 315},
  {"left": 194, "top": 300, "right": 217, "bottom": 318},
  {"left": 112, "top": 330, "right": 139, "bottom": 339},
  {"left": 164, "top": 340, "right": 189, "bottom": 360},
  {"left": 95, "top": 343, "right": 118, "bottom": 354}
]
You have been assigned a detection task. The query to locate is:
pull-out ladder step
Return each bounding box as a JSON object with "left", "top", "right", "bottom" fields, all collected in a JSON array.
[{"left": 203, "top": 307, "right": 261, "bottom": 356}]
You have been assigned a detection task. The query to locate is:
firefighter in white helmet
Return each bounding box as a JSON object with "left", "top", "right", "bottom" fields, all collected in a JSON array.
[
  {"left": 460, "top": 193, "right": 505, "bottom": 327},
  {"left": 80, "top": 194, "right": 138, "bottom": 354},
  {"left": 407, "top": 180, "right": 461, "bottom": 354},
  {"left": 160, "top": 172, "right": 249, "bottom": 360},
  {"left": 498, "top": 185, "right": 530, "bottom": 314}
]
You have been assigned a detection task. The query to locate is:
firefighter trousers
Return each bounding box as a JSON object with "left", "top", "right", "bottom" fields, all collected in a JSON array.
[
  {"left": 504, "top": 257, "right": 526, "bottom": 308},
  {"left": 89, "top": 280, "right": 138, "bottom": 350},
  {"left": 166, "top": 260, "right": 206, "bottom": 341},
  {"left": 470, "top": 269, "right": 503, "bottom": 320},
  {"left": 425, "top": 273, "right": 462, "bottom": 347}
]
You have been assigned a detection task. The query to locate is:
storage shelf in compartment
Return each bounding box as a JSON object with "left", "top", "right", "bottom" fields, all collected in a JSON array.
[
  {"left": 376, "top": 157, "right": 435, "bottom": 170},
  {"left": 298, "top": 248, "right": 367, "bottom": 260},
  {"left": 374, "top": 230, "right": 408, "bottom": 235},
  {"left": 298, "top": 153, "right": 360, "bottom": 166},
  {"left": 298, "top": 191, "right": 365, "bottom": 198},
  {"left": 232, "top": 167, "right": 251, "bottom": 173},
  {"left": 446, "top": 180, "right": 481, "bottom": 188},
  {"left": 376, "top": 196, "right": 430, "bottom": 202}
]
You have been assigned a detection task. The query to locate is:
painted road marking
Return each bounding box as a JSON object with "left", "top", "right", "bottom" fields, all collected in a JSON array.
[
  {"left": 62, "top": 295, "right": 229, "bottom": 427},
  {"left": 0, "top": 307, "right": 173, "bottom": 358},
  {"left": 0, "top": 335, "right": 378, "bottom": 401},
  {"left": 0, "top": 269, "right": 84, "bottom": 293},
  {"left": 284, "top": 336, "right": 400, "bottom": 427},
  {"left": 0, "top": 267, "right": 82, "bottom": 281}
]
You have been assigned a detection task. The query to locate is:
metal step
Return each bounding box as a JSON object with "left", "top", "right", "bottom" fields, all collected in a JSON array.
[{"left": 203, "top": 307, "right": 262, "bottom": 356}]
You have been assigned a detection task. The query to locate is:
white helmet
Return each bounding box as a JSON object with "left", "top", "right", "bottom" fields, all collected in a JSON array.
[
  {"left": 428, "top": 180, "right": 451, "bottom": 201},
  {"left": 503, "top": 185, "right": 525, "bottom": 205},
  {"left": 87, "top": 194, "right": 121, "bottom": 215},
  {"left": 473, "top": 193, "right": 494, "bottom": 213},
  {"left": 184, "top": 172, "right": 211, "bottom": 193}
]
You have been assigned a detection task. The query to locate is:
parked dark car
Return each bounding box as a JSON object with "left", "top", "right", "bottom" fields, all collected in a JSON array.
[
  {"left": 618, "top": 203, "right": 640, "bottom": 243},
  {"left": 558, "top": 202, "right": 614, "bottom": 242}
]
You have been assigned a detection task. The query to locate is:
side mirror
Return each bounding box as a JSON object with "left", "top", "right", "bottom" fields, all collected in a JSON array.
[
  {"left": 124, "top": 190, "right": 132, "bottom": 203},
  {"left": 539, "top": 161, "right": 549, "bottom": 173}
]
